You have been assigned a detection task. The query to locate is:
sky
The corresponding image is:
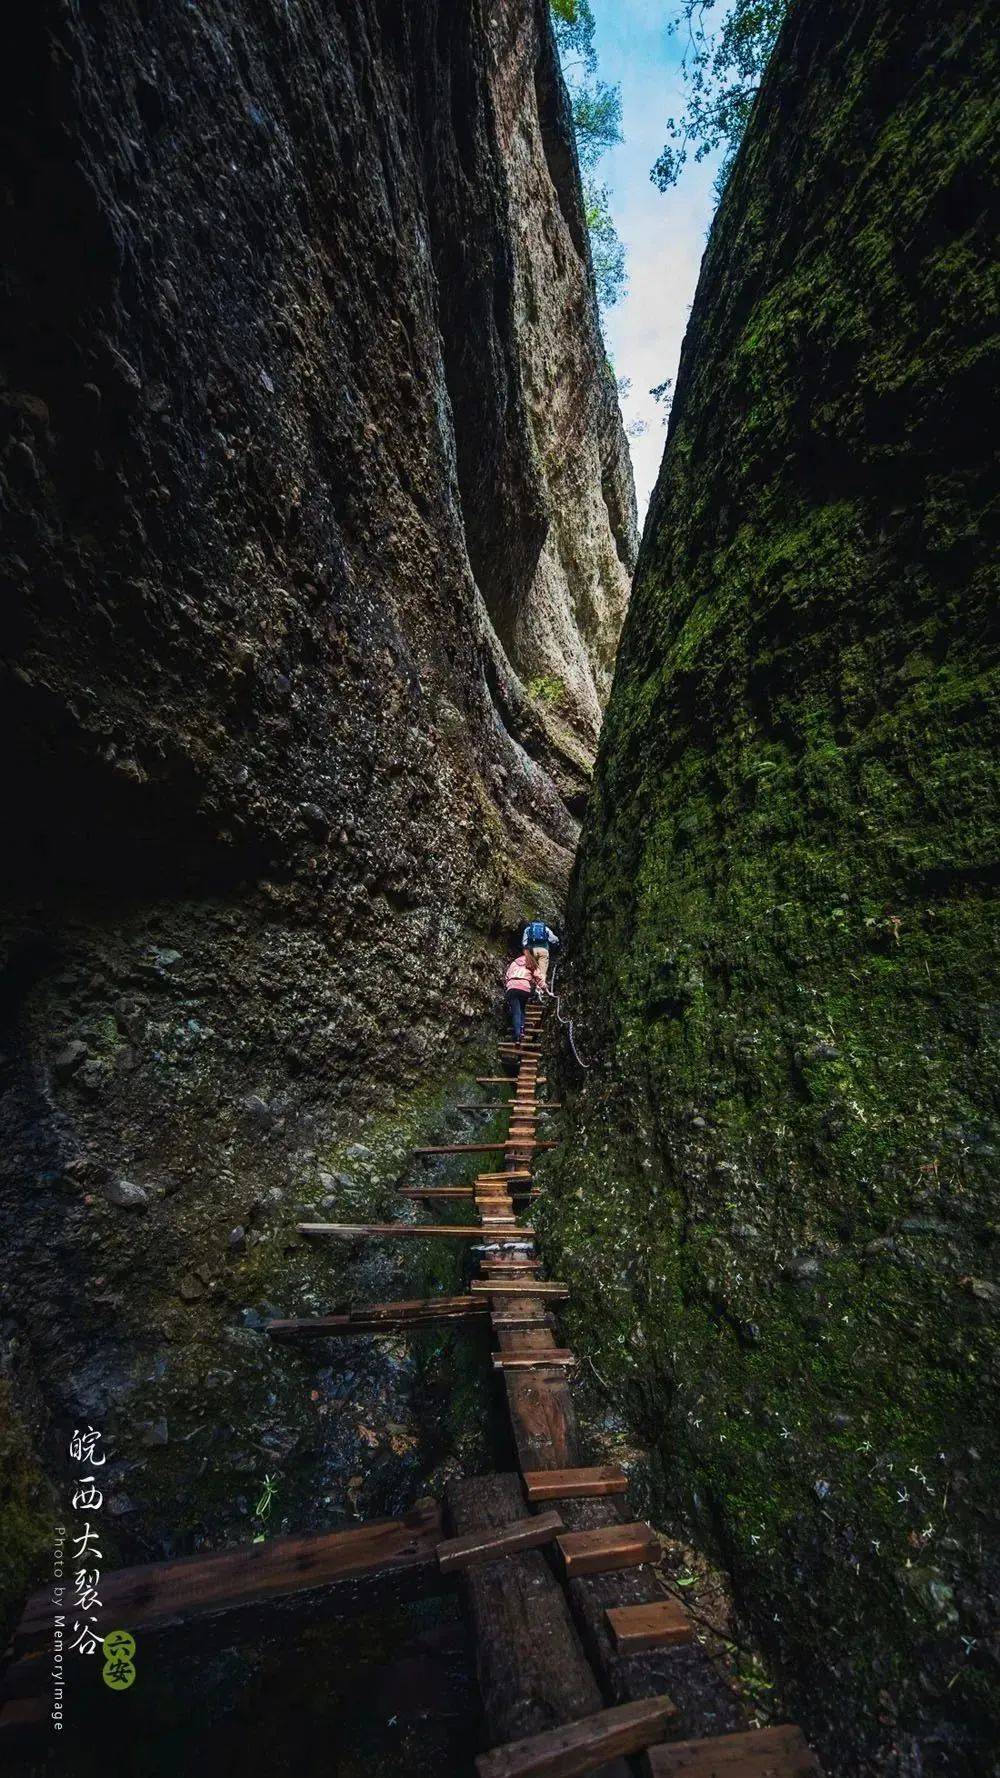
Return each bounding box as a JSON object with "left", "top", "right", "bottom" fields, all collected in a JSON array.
[{"left": 585, "top": 0, "right": 723, "bottom": 522}]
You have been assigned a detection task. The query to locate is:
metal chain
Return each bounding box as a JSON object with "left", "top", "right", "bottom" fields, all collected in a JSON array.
[{"left": 539, "top": 960, "right": 590, "bottom": 1070}]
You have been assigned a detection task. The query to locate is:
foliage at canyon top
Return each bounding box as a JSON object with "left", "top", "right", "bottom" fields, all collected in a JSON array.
[
  {"left": 546, "top": 0, "right": 999, "bottom": 1772},
  {"left": 550, "top": 0, "right": 627, "bottom": 311}
]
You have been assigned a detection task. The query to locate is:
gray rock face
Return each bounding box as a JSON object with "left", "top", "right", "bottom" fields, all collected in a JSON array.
[{"left": 0, "top": 0, "right": 633, "bottom": 1635}]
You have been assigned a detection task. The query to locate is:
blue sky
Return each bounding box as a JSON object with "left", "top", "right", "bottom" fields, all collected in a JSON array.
[{"left": 585, "top": 0, "right": 722, "bottom": 521}]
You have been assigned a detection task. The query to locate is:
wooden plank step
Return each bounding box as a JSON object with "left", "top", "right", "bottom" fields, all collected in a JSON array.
[
  {"left": 458, "top": 1100, "right": 558, "bottom": 1108},
  {"left": 477, "top": 1170, "right": 533, "bottom": 1182},
  {"left": 267, "top": 1297, "right": 489, "bottom": 1337},
  {"left": 412, "top": 1142, "right": 555, "bottom": 1155},
  {"left": 491, "top": 1313, "right": 556, "bottom": 1330},
  {"left": 471, "top": 1280, "right": 568, "bottom": 1297},
  {"left": 493, "top": 1350, "right": 576, "bottom": 1371},
  {"left": 436, "top": 1509, "right": 564, "bottom": 1573},
  {"left": 11, "top": 1502, "right": 445, "bottom": 1658},
  {"left": 522, "top": 1467, "right": 628, "bottom": 1503},
  {"left": 414, "top": 1142, "right": 516, "bottom": 1155},
  {"left": 557, "top": 1523, "right": 659, "bottom": 1577},
  {"left": 647, "top": 1725, "right": 822, "bottom": 1776},
  {"left": 606, "top": 1598, "right": 692, "bottom": 1653},
  {"left": 477, "top": 1077, "right": 548, "bottom": 1084},
  {"left": 400, "top": 1186, "right": 476, "bottom": 1199},
  {"left": 298, "top": 1223, "right": 534, "bottom": 1241},
  {"left": 480, "top": 1260, "right": 543, "bottom": 1274},
  {"left": 475, "top": 1693, "right": 677, "bottom": 1778},
  {"left": 348, "top": 1294, "right": 476, "bottom": 1321}
]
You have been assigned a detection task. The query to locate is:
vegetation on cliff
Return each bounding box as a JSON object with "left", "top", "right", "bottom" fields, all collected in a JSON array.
[{"left": 549, "top": 1, "right": 999, "bottom": 1771}]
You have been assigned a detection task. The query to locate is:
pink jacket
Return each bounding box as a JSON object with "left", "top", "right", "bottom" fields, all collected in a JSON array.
[{"left": 505, "top": 956, "right": 536, "bottom": 994}]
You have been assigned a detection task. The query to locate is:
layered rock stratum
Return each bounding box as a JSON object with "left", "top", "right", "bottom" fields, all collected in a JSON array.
[
  {"left": 550, "top": 2, "right": 998, "bottom": 1771},
  {"left": 0, "top": 0, "right": 633, "bottom": 1619}
]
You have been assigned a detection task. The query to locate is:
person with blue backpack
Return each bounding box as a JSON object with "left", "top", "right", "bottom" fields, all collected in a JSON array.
[{"left": 521, "top": 917, "right": 560, "bottom": 988}]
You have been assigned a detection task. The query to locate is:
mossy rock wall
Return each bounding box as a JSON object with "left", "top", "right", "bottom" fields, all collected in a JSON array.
[{"left": 548, "top": 3, "right": 999, "bottom": 1771}]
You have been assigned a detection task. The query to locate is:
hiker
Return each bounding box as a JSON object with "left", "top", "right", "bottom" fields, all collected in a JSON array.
[
  {"left": 521, "top": 917, "right": 560, "bottom": 988},
  {"left": 505, "top": 949, "right": 537, "bottom": 1043}
]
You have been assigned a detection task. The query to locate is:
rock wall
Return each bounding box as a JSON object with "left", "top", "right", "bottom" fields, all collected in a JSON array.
[
  {"left": 548, "top": 3, "right": 999, "bottom": 1772},
  {"left": 0, "top": 0, "right": 634, "bottom": 1620}
]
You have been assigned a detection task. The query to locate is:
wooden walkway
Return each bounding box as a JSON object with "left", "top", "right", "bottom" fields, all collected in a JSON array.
[{"left": 1, "top": 999, "right": 823, "bottom": 1774}]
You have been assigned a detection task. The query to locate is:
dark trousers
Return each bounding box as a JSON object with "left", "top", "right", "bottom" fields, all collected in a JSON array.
[{"left": 506, "top": 989, "right": 529, "bottom": 1041}]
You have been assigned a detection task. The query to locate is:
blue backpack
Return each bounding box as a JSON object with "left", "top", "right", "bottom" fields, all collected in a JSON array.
[{"left": 526, "top": 921, "right": 548, "bottom": 945}]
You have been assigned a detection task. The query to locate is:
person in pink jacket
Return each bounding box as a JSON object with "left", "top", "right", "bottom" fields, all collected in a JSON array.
[{"left": 504, "top": 950, "right": 538, "bottom": 1043}]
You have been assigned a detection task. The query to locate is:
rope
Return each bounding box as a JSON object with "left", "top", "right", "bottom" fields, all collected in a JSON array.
[{"left": 539, "top": 960, "right": 590, "bottom": 1070}]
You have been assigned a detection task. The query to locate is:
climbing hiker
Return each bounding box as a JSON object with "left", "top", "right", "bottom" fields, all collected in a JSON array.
[
  {"left": 505, "top": 948, "right": 538, "bottom": 1043},
  {"left": 521, "top": 916, "right": 560, "bottom": 988}
]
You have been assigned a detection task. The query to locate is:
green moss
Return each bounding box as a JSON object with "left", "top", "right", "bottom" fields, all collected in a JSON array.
[{"left": 551, "top": 2, "right": 1000, "bottom": 1770}]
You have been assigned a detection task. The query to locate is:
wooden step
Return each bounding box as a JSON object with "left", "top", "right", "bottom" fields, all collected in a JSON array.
[
  {"left": 298, "top": 1223, "right": 533, "bottom": 1241},
  {"left": 493, "top": 1350, "right": 576, "bottom": 1371},
  {"left": 436, "top": 1509, "right": 563, "bottom": 1574},
  {"left": 400, "top": 1186, "right": 476, "bottom": 1200},
  {"left": 477, "top": 1077, "right": 547, "bottom": 1085},
  {"left": 647, "top": 1725, "right": 822, "bottom": 1776},
  {"left": 606, "top": 1598, "right": 692, "bottom": 1653},
  {"left": 10, "top": 1501, "right": 445, "bottom": 1658},
  {"left": 471, "top": 1281, "right": 568, "bottom": 1298},
  {"left": 557, "top": 1523, "right": 659, "bottom": 1577},
  {"left": 475, "top": 1693, "right": 677, "bottom": 1778},
  {"left": 414, "top": 1142, "right": 514, "bottom": 1155},
  {"left": 491, "top": 1313, "right": 556, "bottom": 1331},
  {"left": 268, "top": 1295, "right": 489, "bottom": 1337},
  {"left": 456, "top": 1103, "right": 557, "bottom": 1112},
  {"left": 522, "top": 1466, "right": 628, "bottom": 1503},
  {"left": 480, "top": 1259, "right": 542, "bottom": 1274},
  {"left": 477, "top": 1170, "right": 533, "bottom": 1182},
  {"left": 412, "top": 1142, "right": 555, "bottom": 1155},
  {"left": 351, "top": 1294, "right": 484, "bottom": 1321}
]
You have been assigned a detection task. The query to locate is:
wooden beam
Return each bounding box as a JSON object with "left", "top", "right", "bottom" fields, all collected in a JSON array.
[
  {"left": 477, "top": 1077, "right": 547, "bottom": 1085},
  {"left": 491, "top": 1314, "right": 556, "bottom": 1331},
  {"left": 557, "top": 1525, "right": 659, "bottom": 1578},
  {"left": 605, "top": 1599, "right": 692, "bottom": 1653},
  {"left": 475, "top": 1694, "right": 678, "bottom": 1778},
  {"left": 436, "top": 1509, "right": 564, "bottom": 1573},
  {"left": 400, "top": 1186, "right": 476, "bottom": 1199},
  {"left": 522, "top": 1468, "right": 628, "bottom": 1504},
  {"left": 457, "top": 1102, "right": 559, "bottom": 1110},
  {"left": 494, "top": 1351, "right": 576, "bottom": 1371},
  {"left": 11, "top": 1502, "right": 446, "bottom": 1660},
  {"left": 267, "top": 1297, "right": 489, "bottom": 1338},
  {"left": 348, "top": 1294, "right": 478, "bottom": 1321},
  {"left": 647, "top": 1726, "right": 822, "bottom": 1776},
  {"left": 471, "top": 1281, "right": 568, "bottom": 1298},
  {"left": 446, "top": 1474, "right": 630, "bottom": 1778},
  {"left": 412, "top": 1142, "right": 555, "bottom": 1155},
  {"left": 298, "top": 1223, "right": 534, "bottom": 1241}
]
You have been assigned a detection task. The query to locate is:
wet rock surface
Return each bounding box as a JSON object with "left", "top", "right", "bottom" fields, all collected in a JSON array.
[
  {"left": 547, "top": 2, "right": 999, "bottom": 1774},
  {"left": 0, "top": 0, "right": 633, "bottom": 1670}
]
